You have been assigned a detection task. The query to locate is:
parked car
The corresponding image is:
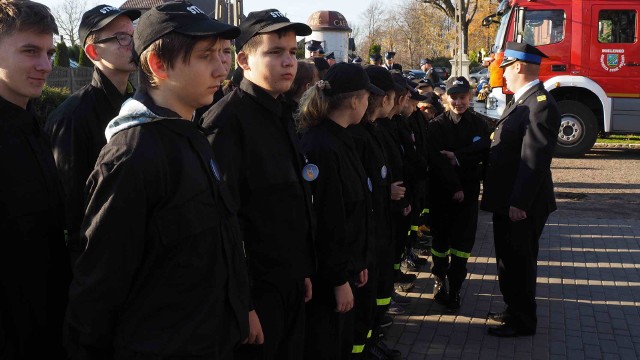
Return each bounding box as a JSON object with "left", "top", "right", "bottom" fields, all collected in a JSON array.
[
  {"left": 403, "top": 69, "right": 426, "bottom": 80},
  {"left": 469, "top": 67, "right": 488, "bottom": 83}
]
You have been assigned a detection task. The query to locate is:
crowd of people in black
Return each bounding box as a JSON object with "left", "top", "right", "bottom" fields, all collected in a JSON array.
[{"left": 1, "top": 0, "right": 561, "bottom": 359}]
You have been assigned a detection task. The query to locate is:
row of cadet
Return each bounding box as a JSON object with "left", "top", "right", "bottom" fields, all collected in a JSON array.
[{"left": 1, "top": 1, "right": 493, "bottom": 360}]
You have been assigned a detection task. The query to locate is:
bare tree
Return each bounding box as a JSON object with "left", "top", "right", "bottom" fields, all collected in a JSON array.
[
  {"left": 53, "top": 0, "right": 89, "bottom": 46},
  {"left": 419, "top": 0, "right": 480, "bottom": 53},
  {"left": 359, "top": 0, "right": 385, "bottom": 57}
]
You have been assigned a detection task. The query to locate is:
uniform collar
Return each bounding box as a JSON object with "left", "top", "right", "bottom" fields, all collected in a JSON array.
[
  {"left": 0, "top": 95, "right": 39, "bottom": 134},
  {"left": 239, "top": 78, "right": 283, "bottom": 118},
  {"left": 132, "top": 90, "right": 183, "bottom": 119},
  {"left": 323, "top": 118, "right": 356, "bottom": 150},
  {"left": 513, "top": 79, "right": 540, "bottom": 103},
  {"left": 91, "top": 67, "right": 135, "bottom": 109}
]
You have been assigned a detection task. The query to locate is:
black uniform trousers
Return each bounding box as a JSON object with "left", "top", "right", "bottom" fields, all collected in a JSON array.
[
  {"left": 304, "top": 279, "right": 355, "bottom": 360},
  {"left": 492, "top": 210, "right": 548, "bottom": 333},
  {"left": 235, "top": 279, "right": 306, "bottom": 360},
  {"left": 353, "top": 265, "right": 377, "bottom": 357},
  {"left": 430, "top": 185, "right": 480, "bottom": 293}
]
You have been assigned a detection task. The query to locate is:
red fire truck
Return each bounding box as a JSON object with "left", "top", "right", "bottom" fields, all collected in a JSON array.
[{"left": 481, "top": 0, "right": 640, "bottom": 156}]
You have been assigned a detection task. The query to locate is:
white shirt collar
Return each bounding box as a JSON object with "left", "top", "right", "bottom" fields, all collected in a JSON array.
[{"left": 513, "top": 79, "right": 540, "bottom": 103}]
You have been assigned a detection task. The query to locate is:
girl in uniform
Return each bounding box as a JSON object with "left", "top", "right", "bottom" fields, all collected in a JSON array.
[{"left": 297, "top": 63, "right": 383, "bottom": 360}]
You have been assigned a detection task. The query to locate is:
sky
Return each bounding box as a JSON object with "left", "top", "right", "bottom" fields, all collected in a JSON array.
[{"left": 37, "top": 0, "right": 381, "bottom": 28}]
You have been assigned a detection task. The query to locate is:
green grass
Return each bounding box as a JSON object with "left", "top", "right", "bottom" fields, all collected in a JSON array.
[{"left": 597, "top": 134, "right": 640, "bottom": 144}]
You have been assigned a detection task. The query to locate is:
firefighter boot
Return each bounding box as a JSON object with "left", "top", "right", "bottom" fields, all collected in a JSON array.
[{"left": 433, "top": 276, "right": 448, "bottom": 305}]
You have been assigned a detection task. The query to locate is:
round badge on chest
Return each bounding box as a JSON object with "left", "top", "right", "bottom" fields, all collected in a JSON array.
[{"left": 302, "top": 164, "right": 319, "bottom": 182}]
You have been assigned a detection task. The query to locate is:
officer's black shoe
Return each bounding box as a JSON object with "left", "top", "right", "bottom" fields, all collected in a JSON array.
[
  {"left": 445, "top": 292, "right": 461, "bottom": 312},
  {"left": 433, "top": 276, "right": 448, "bottom": 305},
  {"left": 487, "top": 311, "right": 508, "bottom": 323}
]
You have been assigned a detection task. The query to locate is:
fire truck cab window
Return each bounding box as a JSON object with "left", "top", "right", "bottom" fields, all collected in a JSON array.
[
  {"left": 598, "top": 10, "right": 637, "bottom": 43},
  {"left": 522, "top": 10, "right": 565, "bottom": 46}
]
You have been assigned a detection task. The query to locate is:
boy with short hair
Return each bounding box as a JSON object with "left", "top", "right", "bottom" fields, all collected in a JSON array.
[
  {"left": 200, "top": 9, "right": 315, "bottom": 360},
  {"left": 65, "top": 2, "right": 249, "bottom": 358},
  {"left": 0, "top": 1, "right": 70, "bottom": 357},
  {"left": 45, "top": 5, "right": 140, "bottom": 263}
]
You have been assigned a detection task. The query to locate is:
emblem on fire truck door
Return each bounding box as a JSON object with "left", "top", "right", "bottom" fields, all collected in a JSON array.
[{"left": 600, "top": 49, "right": 625, "bottom": 72}]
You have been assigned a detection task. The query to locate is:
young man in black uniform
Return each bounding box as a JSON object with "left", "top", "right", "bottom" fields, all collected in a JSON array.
[
  {"left": 0, "top": 2, "right": 70, "bottom": 358},
  {"left": 482, "top": 42, "right": 561, "bottom": 337},
  {"left": 199, "top": 9, "right": 315, "bottom": 360},
  {"left": 65, "top": 3, "right": 249, "bottom": 358},
  {"left": 426, "top": 77, "right": 491, "bottom": 312},
  {"left": 45, "top": 5, "right": 140, "bottom": 263}
]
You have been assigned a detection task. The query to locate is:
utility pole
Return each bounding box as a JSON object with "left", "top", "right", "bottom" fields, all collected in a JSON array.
[{"left": 450, "top": 0, "right": 470, "bottom": 79}]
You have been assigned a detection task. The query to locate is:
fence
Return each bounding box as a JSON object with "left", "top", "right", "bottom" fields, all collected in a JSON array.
[{"left": 46, "top": 67, "right": 141, "bottom": 92}]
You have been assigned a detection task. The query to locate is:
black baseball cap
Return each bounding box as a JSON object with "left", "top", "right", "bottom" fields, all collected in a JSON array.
[
  {"left": 325, "top": 52, "right": 335, "bottom": 60},
  {"left": 134, "top": 1, "right": 240, "bottom": 59},
  {"left": 500, "top": 41, "right": 548, "bottom": 68},
  {"left": 323, "top": 63, "right": 384, "bottom": 96},
  {"left": 236, "top": 9, "right": 312, "bottom": 52},
  {"left": 79, "top": 5, "right": 140, "bottom": 46},
  {"left": 391, "top": 73, "right": 412, "bottom": 92},
  {"left": 416, "top": 78, "right": 434, "bottom": 89},
  {"left": 447, "top": 76, "right": 471, "bottom": 95},
  {"left": 408, "top": 88, "right": 428, "bottom": 101},
  {"left": 365, "top": 66, "right": 396, "bottom": 93}
]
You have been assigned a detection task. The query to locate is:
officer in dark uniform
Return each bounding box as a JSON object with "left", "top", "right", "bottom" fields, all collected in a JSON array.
[
  {"left": 45, "top": 5, "right": 140, "bottom": 263},
  {"left": 426, "top": 77, "right": 491, "bottom": 312},
  {"left": 306, "top": 39, "right": 323, "bottom": 57},
  {"left": 200, "top": 9, "right": 315, "bottom": 360},
  {"left": 297, "top": 63, "right": 380, "bottom": 360},
  {"left": 383, "top": 52, "right": 403, "bottom": 71},
  {"left": 65, "top": 4, "right": 250, "bottom": 358},
  {"left": 420, "top": 58, "right": 441, "bottom": 84},
  {"left": 0, "top": 2, "right": 70, "bottom": 358},
  {"left": 482, "top": 42, "right": 561, "bottom": 337}
]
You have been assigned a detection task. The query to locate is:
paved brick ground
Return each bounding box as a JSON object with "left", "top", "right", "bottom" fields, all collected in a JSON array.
[{"left": 384, "top": 211, "right": 640, "bottom": 360}]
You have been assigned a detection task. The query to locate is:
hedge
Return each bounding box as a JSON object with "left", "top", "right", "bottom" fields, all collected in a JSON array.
[{"left": 32, "top": 86, "right": 70, "bottom": 125}]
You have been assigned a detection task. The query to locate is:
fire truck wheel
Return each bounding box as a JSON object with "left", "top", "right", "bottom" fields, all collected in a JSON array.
[{"left": 555, "top": 100, "right": 598, "bottom": 157}]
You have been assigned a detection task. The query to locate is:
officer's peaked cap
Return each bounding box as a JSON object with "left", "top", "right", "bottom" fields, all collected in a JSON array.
[{"left": 500, "top": 41, "right": 548, "bottom": 68}]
